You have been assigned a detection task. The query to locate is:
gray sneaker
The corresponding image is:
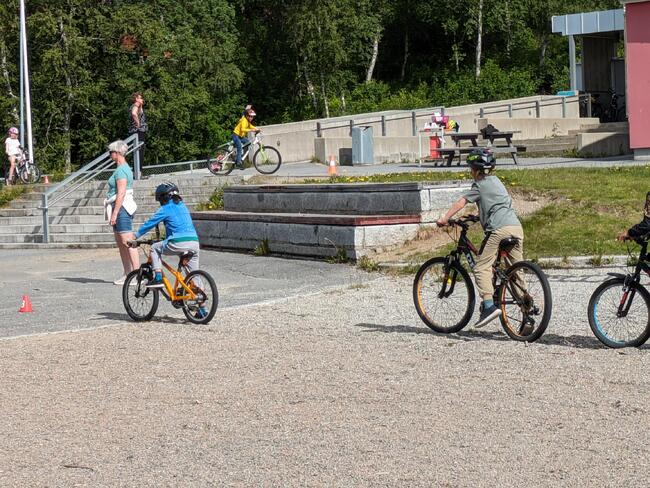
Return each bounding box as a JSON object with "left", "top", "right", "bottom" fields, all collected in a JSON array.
[
  {"left": 475, "top": 304, "right": 502, "bottom": 328},
  {"left": 113, "top": 275, "right": 127, "bottom": 286}
]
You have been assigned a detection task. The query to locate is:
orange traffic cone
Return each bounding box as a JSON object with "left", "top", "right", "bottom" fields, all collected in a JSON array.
[
  {"left": 43, "top": 175, "right": 50, "bottom": 184},
  {"left": 19, "top": 295, "right": 33, "bottom": 313},
  {"left": 327, "top": 155, "right": 337, "bottom": 176}
]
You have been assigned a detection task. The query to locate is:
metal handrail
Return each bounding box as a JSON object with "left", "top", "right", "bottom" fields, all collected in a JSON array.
[
  {"left": 316, "top": 106, "right": 446, "bottom": 137},
  {"left": 478, "top": 94, "right": 585, "bottom": 119},
  {"left": 41, "top": 133, "right": 142, "bottom": 243}
]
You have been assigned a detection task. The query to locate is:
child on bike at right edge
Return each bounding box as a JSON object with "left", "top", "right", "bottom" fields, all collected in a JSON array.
[
  {"left": 437, "top": 149, "right": 525, "bottom": 328},
  {"left": 617, "top": 191, "right": 650, "bottom": 243},
  {"left": 4, "top": 127, "right": 20, "bottom": 185}
]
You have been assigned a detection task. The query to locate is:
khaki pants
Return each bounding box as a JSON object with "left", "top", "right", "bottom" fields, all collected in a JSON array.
[{"left": 474, "top": 225, "right": 524, "bottom": 301}]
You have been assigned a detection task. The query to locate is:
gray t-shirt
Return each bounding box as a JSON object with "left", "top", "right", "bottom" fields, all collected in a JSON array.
[{"left": 462, "top": 175, "right": 520, "bottom": 232}]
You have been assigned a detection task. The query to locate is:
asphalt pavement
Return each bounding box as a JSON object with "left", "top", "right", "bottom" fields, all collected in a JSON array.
[{"left": 0, "top": 248, "right": 375, "bottom": 339}]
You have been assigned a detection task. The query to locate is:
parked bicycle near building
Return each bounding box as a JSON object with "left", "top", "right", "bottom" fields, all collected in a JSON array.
[
  {"left": 205, "top": 131, "right": 282, "bottom": 176},
  {"left": 413, "top": 215, "right": 553, "bottom": 342}
]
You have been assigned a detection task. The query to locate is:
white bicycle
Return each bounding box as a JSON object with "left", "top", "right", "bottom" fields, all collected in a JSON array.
[
  {"left": 205, "top": 131, "right": 282, "bottom": 176},
  {"left": 4, "top": 146, "right": 41, "bottom": 184}
]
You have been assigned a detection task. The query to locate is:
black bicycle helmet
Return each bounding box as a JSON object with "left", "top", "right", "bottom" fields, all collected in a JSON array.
[
  {"left": 466, "top": 149, "right": 496, "bottom": 173},
  {"left": 155, "top": 181, "right": 181, "bottom": 204}
]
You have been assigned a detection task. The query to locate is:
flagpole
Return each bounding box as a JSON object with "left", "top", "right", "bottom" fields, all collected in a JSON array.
[
  {"left": 19, "top": 19, "right": 24, "bottom": 147},
  {"left": 19, "top": 0, "right": 34, "bottom": 165}
]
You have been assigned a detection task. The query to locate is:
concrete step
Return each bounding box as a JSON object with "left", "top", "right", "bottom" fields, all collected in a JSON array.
[
  {"left": 5, "top": 195, "right": 209, "bottom": 210},
  {"left": 19, "top": 184, "right": 216, "bottom": 202},
  {"left": 221, "top": 181, "right": 469, "bottom": 217},
  {"left": 0, "top": 242, "right": 117, "bottom": 250},
  {"left": 0, "top": 201, "right": 205, "bottom": 218},
  {"left": 0, "top": 232, "right": 117, "bottom": 244},
  {"left": 193, "top": 211, "right": 423, "bottom": 260},
  {"left": 569, "top": 121, "right": 629, "bottom": 135}
]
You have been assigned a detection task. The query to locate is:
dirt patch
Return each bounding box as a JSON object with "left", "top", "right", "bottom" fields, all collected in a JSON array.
[{"left": 368, "top": 191, "right": 552, "bottom": 265}]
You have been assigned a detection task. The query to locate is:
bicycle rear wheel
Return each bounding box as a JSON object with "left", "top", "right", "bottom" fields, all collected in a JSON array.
[
  {"left": 19, "top": 164, "right": 41, "bottom": 184},
  {"left": 123, "top": 269, "right": 159, "bottom": 321},
  {"left": 253, "top": 145, "right": 282, "bottom": 174},
  {"left": 413, "top": 256, "right": 475, "bottom": 333},
  {"left": 181, "top": 270, "right": 218, "bottom": 324},
  {"left": 206, "top": 148, "right": 235, "bottom": 176},
  {"left": 588, "top": 278, "right": 650, "bottom": 348},
  {"left": 498, "top": 261, "right": 552, "bottom": 342}
]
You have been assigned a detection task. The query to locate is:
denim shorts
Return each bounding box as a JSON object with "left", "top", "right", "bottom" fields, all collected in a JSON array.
[{"left": 113, "top": 206, "right": 133, "bottom": 233}]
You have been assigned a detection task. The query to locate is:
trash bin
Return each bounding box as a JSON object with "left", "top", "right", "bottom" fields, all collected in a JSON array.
[
  {"left": 428, "top": 133, "right": 441, "bottom": 159},
  {"left": 351, "top": 126, "right": 374, "bottom": 165}
]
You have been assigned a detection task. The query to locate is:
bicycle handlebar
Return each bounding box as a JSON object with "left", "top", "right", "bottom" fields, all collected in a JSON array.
[
  {"left": 445, "top": 215, "right": 480, "bottom": 228},
  {"left": 128, "top": 238, "right": 160, "bottom": 248}
]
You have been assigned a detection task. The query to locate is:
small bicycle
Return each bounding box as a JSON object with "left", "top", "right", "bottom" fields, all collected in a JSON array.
[
  {"left": 587, "top": 235, "right": 650, "bottom": 348},
  {"left": 122, "top": 239, "right": 218, "bottom": 324},
  {"left": 206, "top": 131, "right": 282, "bottom": 176},
  {"left": 4, "top": 146, "right": 41, "bottom": 185},
  {"left": 412, "top": 215, "right": 553, "bottom": 342}
]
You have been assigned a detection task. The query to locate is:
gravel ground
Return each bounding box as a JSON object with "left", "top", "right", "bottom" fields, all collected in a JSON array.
[{"left": 1, "top": 266, "right": 650, "bottom": 487}]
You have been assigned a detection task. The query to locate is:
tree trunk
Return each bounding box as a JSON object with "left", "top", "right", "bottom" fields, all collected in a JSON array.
[
  {"left": 59, "top": 16, "right": 73, "bottom": 173},
  {"left": 475, "top": 0, "right": 483, "bottom": 79},
  {"left": 0, "top": 35, "right": 19, "bottom": 123},
  {"left": 302, "top": 60, "right": 318, "bottom": 114},
  {"left": 505, "top": 0, "right": 511, "bottom": 57},
  {"left": 400, "top": 30, "right": 409, "bottom": 82},
  {"left": 320, "top": 70, "right": 329, "bottom": 118},
  {"left": 366, "top": 31, "right": 380, "bottom": 83},
  {"left": 539, "top": 36, "right": 549, "bottom": 68}
]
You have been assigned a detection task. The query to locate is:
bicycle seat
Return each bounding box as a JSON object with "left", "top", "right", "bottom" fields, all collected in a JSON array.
[
  {"left": 498, "top": 236, "right": 519, "bottom": 253},
  {"left": 179, "top": 251, "right": 196, "bottom": 265}
]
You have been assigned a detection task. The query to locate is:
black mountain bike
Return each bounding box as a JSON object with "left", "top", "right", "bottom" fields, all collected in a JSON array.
[
  {"left": 587, "top": 236, "right": 650, "bottom": 348},
  {"left": 413, "top": 215, "right": 553, "bottom": 342}
]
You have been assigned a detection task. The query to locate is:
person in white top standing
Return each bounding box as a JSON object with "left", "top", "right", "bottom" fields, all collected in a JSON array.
[{"left": 4, "top": 127, "right": 21, "bottom": 185}]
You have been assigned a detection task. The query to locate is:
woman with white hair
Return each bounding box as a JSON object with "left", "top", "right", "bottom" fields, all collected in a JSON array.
[{"left": 104, "top": 140, "right": 139, "bottom": 285}]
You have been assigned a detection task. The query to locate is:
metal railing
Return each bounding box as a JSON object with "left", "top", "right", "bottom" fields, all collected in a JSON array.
[
  {"left": 40, "top": 133, "right": 142, "bottom": 243},
  {"left": 477, "top": 94, "right": 590, "bottom": 119},
  {"left": 315, "top": 106, "right": 446, "bottom": 137}
]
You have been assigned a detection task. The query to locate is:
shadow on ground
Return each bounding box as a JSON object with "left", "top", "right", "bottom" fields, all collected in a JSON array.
[{"left": 354, "top": 322, "right": 612, "bottom": 350}]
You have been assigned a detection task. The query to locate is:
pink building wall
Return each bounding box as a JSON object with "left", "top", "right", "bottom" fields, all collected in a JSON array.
[{"left": 625, "top": 1, "right": 650, "bottom": 149}]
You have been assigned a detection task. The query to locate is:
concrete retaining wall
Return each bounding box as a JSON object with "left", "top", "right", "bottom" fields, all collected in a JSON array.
[
  {"left": 477, "top": 117, "right": 601, "bottom": 140},
  {"left": 259, "top": 95, "right": 585, "bottom": 163},
  {"left": 194, "top": 181, "right": 471, "bottom": 259},
  {"left": 222, "top": 182, "right": 470, "bottom": 222},
  {"left": 577, "top": 132, "right": 631, "bottom": 156},
  {"left": 194, "top": 216, "right": 423, "bottom": 259}
]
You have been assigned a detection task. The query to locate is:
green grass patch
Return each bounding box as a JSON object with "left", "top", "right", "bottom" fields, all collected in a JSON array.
[
  {"left": 314, "top": 165, "right": 648, "bottom": 260},
  {"left": 196, "top": 186, "right": 226, "bottom": 211},
  {"left": 0, "top": 185, "right": 28, "bottom": 207}
]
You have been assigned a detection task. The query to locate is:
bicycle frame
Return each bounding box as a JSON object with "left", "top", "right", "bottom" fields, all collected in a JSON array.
[
  {"left": 222, "top": 133, "right": 262, "bottom": 163},
  {"left": 607, "top": 240, "right": 649, "bottom": 318},
  {"left": 139, "top": 243, "right": 200, "bottom": 303}
]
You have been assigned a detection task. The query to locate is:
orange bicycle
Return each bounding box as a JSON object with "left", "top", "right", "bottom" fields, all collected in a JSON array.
[{"left": 122, "top": 239, "right": 218, "bottom": 324}]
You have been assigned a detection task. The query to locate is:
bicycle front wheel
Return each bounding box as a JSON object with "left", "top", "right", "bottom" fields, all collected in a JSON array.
[
  {"left": 206, "top": 148, "right": 235, "bottom": 176},
  {"left": 253, "top": 145, "right": 282, "bottom": 174},
  {"left": 182, "top": 270, "right": 218, "bottom": 324},
  {"left": 588, "top": 278, "right": 650, "bottom": 348},
  {"left": 413, "top": 257, "right": 475, "bottom": 333},
  {"left": 19, "top": 164, "right": 41, "bottom": 184},
  {"left": 123, "top": 269, "right": 159, "bottom": 321},
  {"left": 498, "top": 261, "right": 552, "bottom": 342}
]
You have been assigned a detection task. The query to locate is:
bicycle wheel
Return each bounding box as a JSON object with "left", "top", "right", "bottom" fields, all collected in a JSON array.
[
  {"left": 123, "top": 269, "right": 159, "bottom": 321},
  {"left": 181, "top": 270, "right": 218, "bottom": 324},
  {"left": 588, "top": 278, "right": 650, "bottom": 348},
  {"left": 253, "top": 145, "right": 282, "bottom": 175},
  {"left": 413, "top": 256, "right": 476, "bottom": 333},
  {"left": 206, "top": 148, "right": 235, "bottom": 176},
  {"left": 498, "top": 261, "right": 552, "bottom": 342},
  {"left": 19, "top": 164, "right": 41, "bottom": 184}
]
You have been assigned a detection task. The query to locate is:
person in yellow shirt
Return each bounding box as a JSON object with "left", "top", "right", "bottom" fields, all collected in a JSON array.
[{"left": 232, "top": 108, "right": 258, "bottom": 168}]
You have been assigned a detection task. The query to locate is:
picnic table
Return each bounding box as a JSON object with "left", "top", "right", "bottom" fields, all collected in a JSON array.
[{"left": 431, "top": 130, "right": 523, "bottom": 167}]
